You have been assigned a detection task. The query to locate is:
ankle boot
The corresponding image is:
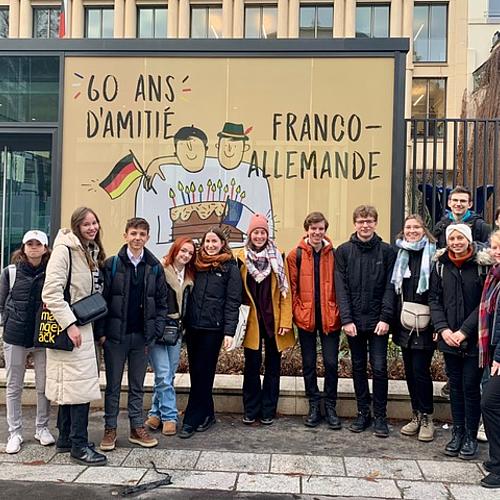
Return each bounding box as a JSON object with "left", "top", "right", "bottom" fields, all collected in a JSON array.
[
  {"left": 459, "top": 429, "right": 479, "bottom": 460},
  {"left": 325, "top": 401, "right": 341, "bottom": 430},
  {"left": 401, "top": 411, "right": 420, "bottom": 436},
  {"left": 304, "top": 400, "right": 322, "bottom": 427},
  {"left": 418, "top": 413, "right": 435, "bottom": 442},
  {"left": 444, "top": 425, "right": 465, "bottom": 456}
]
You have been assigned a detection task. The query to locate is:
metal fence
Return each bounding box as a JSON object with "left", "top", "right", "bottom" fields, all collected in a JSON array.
[{"left": 406, "top": 118, "right": 500, "bottom": 229}]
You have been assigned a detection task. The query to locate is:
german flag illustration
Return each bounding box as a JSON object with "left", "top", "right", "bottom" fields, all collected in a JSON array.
[{"left": 99, "top": 153, "right": 143, "bottom": 199}]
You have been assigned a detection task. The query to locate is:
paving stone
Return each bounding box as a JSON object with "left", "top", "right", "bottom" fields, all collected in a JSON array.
[
  {"left": 0, "top": 443, "right": 57, "bottom": 464},
  {"left": 417, "top": 460, "right": 484, "bottom": 484},
  {"left": 0, "top": 462, "right": 83, "bottom": 482},
  {"left": 397, "top": 480, "right": 449, "bottom": 499},
  {"left": 49, "top": 447, "right": 131, "bottom": 467},
  {"left": 75, "top": 466, "right": 147, "bottom": 485},
  {"left": 271, "top": 453, "right": 345, "bottom": 476},
  {"left": 123, "top": 448, "right": 199, "bottom": 469},
  {"left": 140, "top": 468, "right": 237, "bottom": 491},
  {"left": 302, "top": 475, "right": 401, "bottom": 498},
  {"left": 196, "top": 451, "right": 270, "bottom": 472},
  {"left": 448, "top": 483, "right": 500, "bottom": 500},
  {"left": 345, "top": 457, "right": 422, "bottom": 480},
  {"left": 237, "top": 473, "right": 300, "bottom": 494}
]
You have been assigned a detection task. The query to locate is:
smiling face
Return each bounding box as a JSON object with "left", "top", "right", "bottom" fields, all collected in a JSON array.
[
  {"left": 447, "top": 230, "right": 470, "bottom": 257},
  {"left": 354, "top": 216, "right": 377, "bottom": 241},
  {"left": 175, "top": 137, "right": 206, "bottom": 172},
  {"left": 79, "top": 212, "right": 100, "bottom": 243},
  {"left": 174, "top": 242, "right": 195, "bottom": 269},
  {"left": 217, "top": 137, "right": 247, "bottom": 170},
  {"left": 307, "top": 221, "right": 326, "bottom": 247},
  {"left": 203, "top": 232, "right": 223, "bottom": 256},
  {"left": 403, "top": 218, "right": 425, "bottom": 243},
  {"left": 448, "top": 193, "right": 472, "bottom": 219},
  {"left": 250, "top": 228, "right": 268, "bottom": 250}
]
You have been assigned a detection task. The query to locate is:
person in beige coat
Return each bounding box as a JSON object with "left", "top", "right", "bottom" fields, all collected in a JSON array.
[{"left": 42, "top": 207, "right": 107, "bottom": 466}]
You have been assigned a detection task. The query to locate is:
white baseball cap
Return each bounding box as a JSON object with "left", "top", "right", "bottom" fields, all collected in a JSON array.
[{"left": 22, "top": 230, "right": 48, "bottom": 246}]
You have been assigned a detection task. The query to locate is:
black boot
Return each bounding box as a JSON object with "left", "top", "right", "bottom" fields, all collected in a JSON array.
[
  {"left": 304, "top": 400, "right": 322, "bottom": 427},
  {"left": 70, "top": 446, "right": 107, "bottom": 466},
  {"left": 444, "top": 425, "right": 465, "bottom": 457},
  {"left": 459, "top": 430, "right": 479, "bottom": 460},
  {"left": 325, "top": 401, "right": 341, "bottom": 430},
  {"left": 349, "top": 411, "right": 372, "bottom": 433}
]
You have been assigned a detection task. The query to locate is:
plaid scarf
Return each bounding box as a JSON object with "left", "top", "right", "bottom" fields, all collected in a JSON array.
[
  {"left": 245, "top": 239, "right": 288, "bottom": 297},
  {"left": 391, "top": 237, "right": 435, "bottom": 295},
  {"left": 478, "top": 264, "right": 500, "bottom": 367}
]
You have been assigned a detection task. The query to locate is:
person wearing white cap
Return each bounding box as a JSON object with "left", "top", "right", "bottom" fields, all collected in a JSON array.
[
  {"left": 0, "top": 230, "right": 53, "bottom": 454},
  {"left": 429, "top": 223, "right": 494, "bottom": 460}
]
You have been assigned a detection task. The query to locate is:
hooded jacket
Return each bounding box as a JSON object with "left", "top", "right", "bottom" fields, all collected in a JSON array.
[
  {"left": 163, "top": 264, "right": 193, "bottom": 323},
  {"left": 428, "top": 244, "right": 494, "bottom": 356},
  {"left": 433, "top": 211, "right": 491, "bottom": 248},
  {"left": 335, "top": 233, "right": 396, "bottom": 331}
]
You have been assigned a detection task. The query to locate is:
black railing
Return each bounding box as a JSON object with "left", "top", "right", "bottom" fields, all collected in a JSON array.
[{"left": 406, "top": 118, "right": 500, "bottom": 229}]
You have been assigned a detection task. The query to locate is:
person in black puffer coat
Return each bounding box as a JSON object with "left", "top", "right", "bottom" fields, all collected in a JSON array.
[
  {"left": 179, "top": 227, "right": 242, "bottom": 439},
  {"left": 429, "top": 223, "right": 494, "bottom": 461},
  {"left": 391, "top": 215, "right": 437, "bottom": 442},
  {"left": 0, "top": 230, "right": 53, "bottom": 454}
]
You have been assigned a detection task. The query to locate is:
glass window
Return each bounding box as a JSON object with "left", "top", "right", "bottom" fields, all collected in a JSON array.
[
  {"left": 299, "top": 5, "right": 333, "bottom": 38},
  {"left": 413, "top": 4, "right": 447, "bottom": 62},
  {"left": 85, "top": 8, "right": 114, "bottom": 38},
  {"left": 0, "top": 7, "right": 8, "bottom": 38},
  {"left": 137, "top": 7, "right": 167, "bottom": 38},
  {"left": 33, "top": 7, "right": 61, "bottom": 38},
  {"left": 489, "top": 0, "right": 500, "bottom": 17},
  {"left": 411, "top": 78, "right": 446, "bottom": 137},
  {"left": 244, "top": 5, "right": 277, "bottom": 39},
  {"left": 190, "top": 6, "right": 222, "bottom": 38},
  {"left": 355, "top": 4, "right": 389, "bottom": 38},
  {"left": 0, "top": 56, "right": 60, "bottom": 123}
]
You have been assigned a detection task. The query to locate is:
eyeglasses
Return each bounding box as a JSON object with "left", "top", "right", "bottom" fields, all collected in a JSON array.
[
  {"left": 449, "top": 198, "right": 469, "bottom": 204},
  {"left": 355, "top": 219, "right": 376, "bottom": 226}
]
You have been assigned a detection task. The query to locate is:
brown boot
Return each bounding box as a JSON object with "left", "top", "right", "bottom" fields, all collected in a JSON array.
[
  {"left": 162, "top": 421, "right": 177, "bottom": 436},
  {"left": 400, "top": 411, "right": 420, "bottom": 436},
  {"left": 144, "top": 415, "right": 161, "bottom": 431},
  {"left": 418, "top": 413, "right": 435, "bottom": 442},
  {"left": 99, "top": 428, "right": 117, "bottom": 451},
  {"left": 129, "top": 427, "right": 158, "bottom": 448}
]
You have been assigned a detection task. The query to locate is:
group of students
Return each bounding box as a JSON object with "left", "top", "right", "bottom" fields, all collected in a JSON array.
[{"left": 1, "top": 186, "right": 500, "bottom": 489}]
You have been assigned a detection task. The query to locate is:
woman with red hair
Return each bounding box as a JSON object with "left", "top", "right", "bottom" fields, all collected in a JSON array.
[{"left": 145, "top": 237, "right": 195, "bottom": 436}]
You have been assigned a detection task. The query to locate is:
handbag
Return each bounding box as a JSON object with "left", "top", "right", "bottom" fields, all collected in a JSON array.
[
  {"left": 400, "top": 295, "right": 431, "bottom": 334},
  {"left": 34, "top": 304, "right": 74, "bottom": 351},
  {"left": 227, "top": 304, "right": 250, "bottom": 351},
  {"left": 157, "top": 323, "right": 181, "bottom": 346},
  {"left": 71, "top": 292, "right": 108, "bottom": 326}
]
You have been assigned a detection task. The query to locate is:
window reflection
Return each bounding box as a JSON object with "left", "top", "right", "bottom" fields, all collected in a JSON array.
[
  {"left": 299, "top": 4, "right": 333, "bottom": 38},
  {"left": 0, "top": 7, "right": 9, "bottom": 38},
  {"left": 413, "top": 4, "right": 447, "bottom": 62},
  {"left": 138, "top": 7, "right": 167, "bottom": 38},
  {"left": 355, "top": 4, "right": 389, "bottom": 38},
  {"left": 34, "top": 8, "right": 61, "bottom": 39},
  {"left": 411, "top": 78, "right": 446, "bottom": 137},
  {"left": 245, "top": 5, "right": 277, "bottom": 39},
  {"left": 191, "top": 6, "right": 222, "bottom": 38},
  {"left": 85, "top": 8, "right": 114, "bottom": 38}
]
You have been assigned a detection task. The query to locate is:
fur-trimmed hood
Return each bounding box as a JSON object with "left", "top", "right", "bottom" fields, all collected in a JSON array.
[{"left": 433, "top": 242, "right": 495, "bottom": 266}]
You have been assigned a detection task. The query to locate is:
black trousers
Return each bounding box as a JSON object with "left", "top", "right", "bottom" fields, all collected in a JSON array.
[
  {"left": 482, "top": 373, "right": 500, "bottom": 474},
  {"left": 183, "top": 329, "right": 224, "bottom": 428},
  {"left": 348, "top": 331, "right": 389, "bottom": 417},
  {"left": 243, "top": 330, "right": 281, "bottom": 419},
  {"left": 103, "top": 332, "right": 148, "bottom": 429},
  {"left": 443, "top": 353, "right": 483, "bottom": 433},
  {"left": 57, "top": 403, "right": 90, "bottom": 451},
  {"left": 401, "top": 347, "right": 435, "bottom": 414},
  {"left": 298, "top": 328, "right": 340, "bottom": 404}
]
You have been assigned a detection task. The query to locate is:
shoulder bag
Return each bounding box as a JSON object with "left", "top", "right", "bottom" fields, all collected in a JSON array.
[
  {"left": 400, "top": 290, "right": 431, "bottom": 334},
  {"left": 227, "top": 304, "right": 251, "bottom": 351}
]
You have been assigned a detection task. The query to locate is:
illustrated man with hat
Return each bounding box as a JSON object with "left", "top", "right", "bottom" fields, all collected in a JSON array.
[{"left": 216, "top": 122, "right": 250, "bottom": 170}]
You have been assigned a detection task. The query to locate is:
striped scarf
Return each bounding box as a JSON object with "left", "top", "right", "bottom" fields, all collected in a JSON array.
[
  {"left": 478, "top": 264, "right": 500, "bottom": 368},
  {"left": 245, "top": 239, "right": 289, "bottom": 297}
]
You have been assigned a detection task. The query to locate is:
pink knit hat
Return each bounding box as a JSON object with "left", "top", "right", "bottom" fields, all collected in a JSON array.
[{"left": 247, "top": 213, "right": 269, "bottom": 236}]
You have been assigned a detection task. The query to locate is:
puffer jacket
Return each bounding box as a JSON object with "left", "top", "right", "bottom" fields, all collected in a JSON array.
[
  {"left": 98, "top": 245, "right": 169, "bottom": 345},
  {"left": 185, "top": 259, "right": 242, "bottom": 335},
  {"left": 286, "top": 237, "right": 341, "bottom": 333},
  {"left": 0, "top": 261, "right": 46, "bottom": 348},
  {"left": 335, "top": 233, "right": 396, "bottom": 331},
  {"left": 392, "top": 248, "right": 435, "bottom": 350},
  {"left": 42, "top": 229, "right": 101, "bottom": 405},
  {"left": 428, "top": 245, "right": 494, "bottom": 357},
  {"left": 433, "top": 211, "right": 491, "bottom": 248}
]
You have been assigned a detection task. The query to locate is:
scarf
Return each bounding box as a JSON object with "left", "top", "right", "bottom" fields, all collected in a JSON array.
[
  {"left": 195, "top": 247, "right": 232, "bottom": 271},
  {"left": 391, "top": 237, "right": 435, "bottom": 295},
  {"left": 448, "top": 247, "right": 473, "bottom": 268},
  {"left": 447, "top": 209, "right": 472, "bottom": 223},
  {"left": 478, "top": 264, "right": 500, "bottom": 367},
  {"left": 245, "top": 239, "right": 288, "bottom": 297}
]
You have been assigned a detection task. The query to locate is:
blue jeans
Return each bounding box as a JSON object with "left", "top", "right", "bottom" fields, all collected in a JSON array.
[{"left": 148, "top": 339, "right": 182, "bottom": 422}]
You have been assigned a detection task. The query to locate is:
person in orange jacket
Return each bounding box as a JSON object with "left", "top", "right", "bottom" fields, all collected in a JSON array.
[{"left": 287, "top": 212, "right": 342, "bottom": 429}]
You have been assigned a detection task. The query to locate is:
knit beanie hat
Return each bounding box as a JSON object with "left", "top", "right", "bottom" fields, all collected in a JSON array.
[
  {"left": 247, "top": 213, "right": 269, "bottom": 236},
  {"left": 446, "top": 223, "right": 473, "bottom": 243}
]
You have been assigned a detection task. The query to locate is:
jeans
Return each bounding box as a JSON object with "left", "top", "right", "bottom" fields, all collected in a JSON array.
[
  {"left": 443, "top": 353, "right": 483, "bottom": 433},
  {"left": 298, "top": 328, "right": 340, "bottom": 404},
  {"left": 243, "top": 330, "right": 281, "bottom": 419},
  {"left": 4, "top": 342, "right": 50, "bottom": 435},
  {"left": 57, "top": 403, "right": 90, "bottom": 451},
  {"left": 183, "top": 329, "right": 224, "bottom": 428},
  {"left": 481, "top": 373, "right": 500, "bottom": 474},
  {"left": 401, "top": 347, "right": 434, "bottom": 414},
  {"left": 348, "top": 330, "right": 389, "bottom": 417},
  {"left": 103, "top": 333, "right": 148, "bottom": 429},
  {"left": 148, "top": 339, "right": 182, "bottom": 422}
]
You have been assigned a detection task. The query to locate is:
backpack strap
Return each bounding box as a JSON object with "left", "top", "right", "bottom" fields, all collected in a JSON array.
[{"left": 7, "top": 264, "right": 16, "bottom": 291}]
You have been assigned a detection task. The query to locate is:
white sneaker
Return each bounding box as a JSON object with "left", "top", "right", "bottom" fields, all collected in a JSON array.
[
  {"left": 5, "top": 433, "right": 23, "bottom": 454},
  {"left": 477, "top": 423, "right": 488, "bottom": 442},
  {"left": 34, "top": 427, "right": 56, "bottom": 446}
]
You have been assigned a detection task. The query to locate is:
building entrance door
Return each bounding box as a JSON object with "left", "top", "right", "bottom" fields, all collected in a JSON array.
[{"left": 0, "top": 132, "right": 54, "bottom": 269}]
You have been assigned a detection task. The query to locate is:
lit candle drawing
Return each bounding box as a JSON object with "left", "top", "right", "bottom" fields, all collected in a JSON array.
[
  {"left": 178, "top": 181, "right": 187, "bottom": 204},
  {"left": 190, "top": 182, "right": 196, "bottom": 203},
  {"left": 206, "top": 179, "right": 212, "bottom": 201},
  {"left": 198, "top": 184, "right": 203, "bottom": 202},
  {"left": 217, "top": 179, "right": 223, "bottom": 200},
  {"left": 240, "top": 191, "right": 246, "bottom": 201},
  {"left": 211, "top": 183, "right": 216, "bottom": 200},
  {"left": 235, "top": 185, "right": 241, "bottom": 201},
  {"left": 169, "top": 188, "right": 176, "bottom": 207},
  {"left": 184, "top": 185, "right": 190, "bottom": 203},
  {"left": 230, "top": 178, "right": 236, "bottom": 199},
  {"left": 223, "top": 184, "right": 229, "bottom": 201}
]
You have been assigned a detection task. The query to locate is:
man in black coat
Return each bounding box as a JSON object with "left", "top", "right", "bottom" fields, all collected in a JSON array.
[
  {"left": 98, "top": 218, "right": 169, "bottom": 452},
  {"left": 335, "top": 205, "right": 396, "bottom": 438}
]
